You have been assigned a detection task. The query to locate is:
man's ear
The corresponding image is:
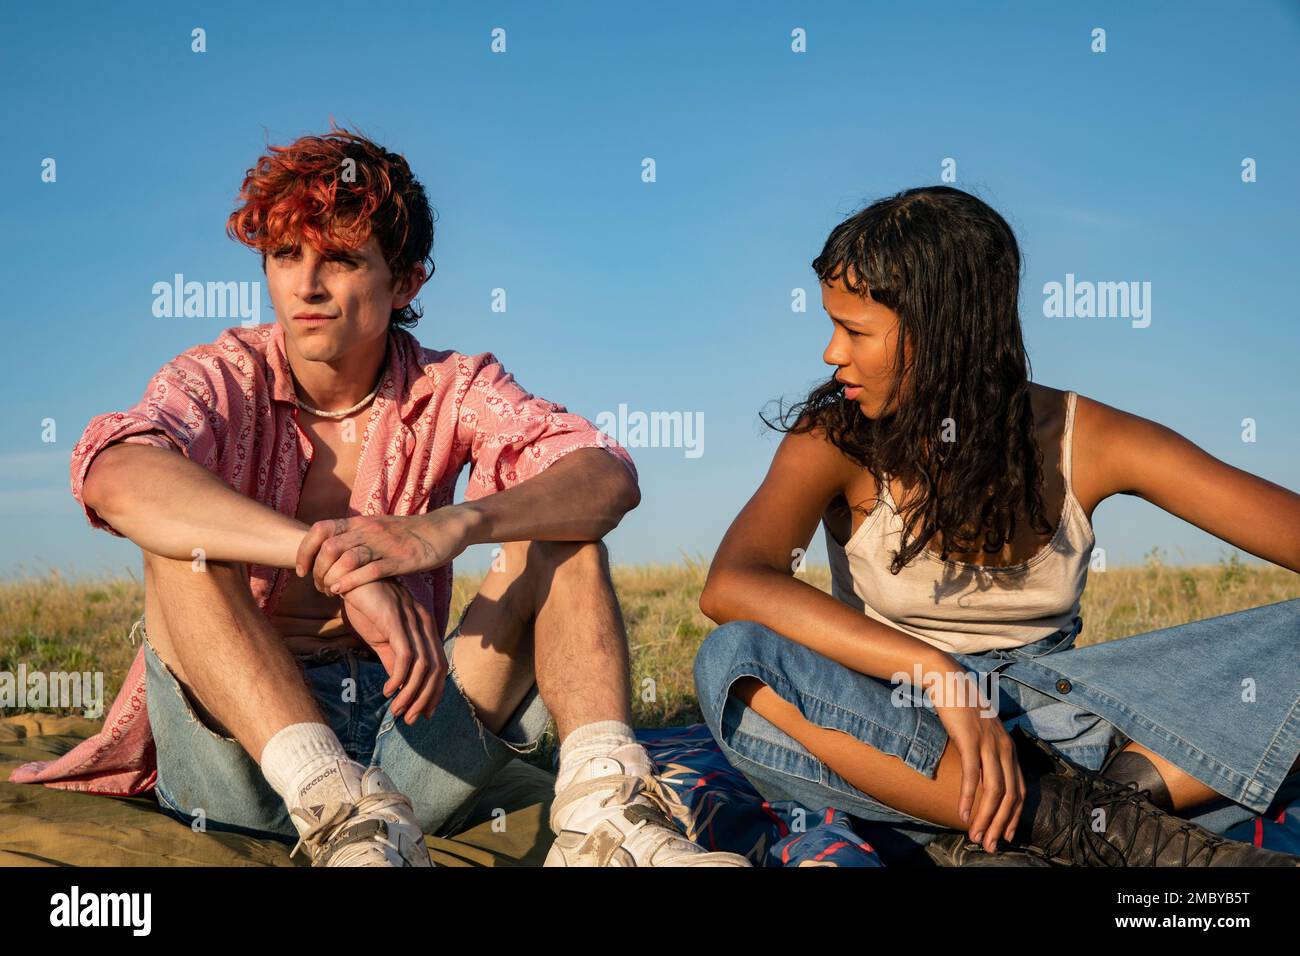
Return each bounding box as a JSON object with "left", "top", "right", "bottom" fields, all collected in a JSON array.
[{"left": 392, "top": 264, "right": 426, "bottom": 308}]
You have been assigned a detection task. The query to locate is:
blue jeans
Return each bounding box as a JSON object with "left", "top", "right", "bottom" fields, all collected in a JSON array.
[
  {"left": 693, "top": 599, "right": 1300, "bottom": 864},
  {"left": 142, "top": 604, "right": 552, "bottom": 843}
]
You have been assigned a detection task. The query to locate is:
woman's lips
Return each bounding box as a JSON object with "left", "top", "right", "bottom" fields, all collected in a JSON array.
[{"left": 837, "top": 377, "right": 863, "bottom": 400}]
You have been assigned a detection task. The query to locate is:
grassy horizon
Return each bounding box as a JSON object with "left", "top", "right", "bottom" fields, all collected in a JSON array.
[{"left": 2, "top": 551, "right": 1297, "bottom": 770}]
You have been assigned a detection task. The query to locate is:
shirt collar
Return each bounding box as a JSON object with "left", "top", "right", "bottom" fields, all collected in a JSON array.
[{"left": 268, "top": 322, "right": 434, "bottom": 425}]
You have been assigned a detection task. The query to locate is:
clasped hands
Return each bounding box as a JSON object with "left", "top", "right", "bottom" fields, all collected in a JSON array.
[{"left": 293, "top": 509, "right": 474, "bottom": 727}]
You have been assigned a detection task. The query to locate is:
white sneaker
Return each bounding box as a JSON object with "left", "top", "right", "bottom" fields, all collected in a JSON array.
[
  {"left": 545, "top": 743, "right": 751, "bottom": 867},
  {"left": 289, "top": 762, "right": 432, "bottom": 867}
]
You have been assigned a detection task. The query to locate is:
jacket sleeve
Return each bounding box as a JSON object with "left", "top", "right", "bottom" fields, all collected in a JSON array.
[
  {"left": 70, "top": 353, "right": 229, "bottom": 537},
  {"left": 453, "top": 352, "right": 638, "bottom": 502}
]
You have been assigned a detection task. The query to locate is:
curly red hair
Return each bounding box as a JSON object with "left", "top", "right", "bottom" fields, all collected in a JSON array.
[{"left": 226, "top": 121, "right": 435, "bottom": 330}]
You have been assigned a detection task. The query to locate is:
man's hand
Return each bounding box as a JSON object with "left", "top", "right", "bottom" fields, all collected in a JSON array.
[
  {"left": 339, "top": 578, "right": 447, "bottom": 724},
  {"left": 296, "top": 508, "right": 474, "bottom": 596}
]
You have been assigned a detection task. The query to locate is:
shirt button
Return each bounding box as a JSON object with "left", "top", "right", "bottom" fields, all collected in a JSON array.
[{"left": 1055, "top": 679, "right": 1072, "bottom": 694}]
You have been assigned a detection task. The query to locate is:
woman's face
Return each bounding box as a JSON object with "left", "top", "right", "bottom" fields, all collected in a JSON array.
[{"left": 820, "top": 272, "right": 912, "bottom": 419}]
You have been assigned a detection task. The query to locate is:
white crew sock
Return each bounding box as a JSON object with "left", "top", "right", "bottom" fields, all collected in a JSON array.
[
  {"left": 555, "top": 719, "right": 647, "bottom": 794},
  {"left": 259, "top": 722, "right": 366, "bottom": 829}
]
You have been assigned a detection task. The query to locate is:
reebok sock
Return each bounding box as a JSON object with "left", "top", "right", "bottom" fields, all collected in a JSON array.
[{"left": 260, "top": 722, "right": 366, "bottom": 829}]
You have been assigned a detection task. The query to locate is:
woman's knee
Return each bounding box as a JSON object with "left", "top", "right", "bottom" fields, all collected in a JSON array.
[
  {"left": 693, "top": 620, "right": 786, "bottom": 721},
  {"left": 731, "top": 675, "right": 768, "bottom": 709}
]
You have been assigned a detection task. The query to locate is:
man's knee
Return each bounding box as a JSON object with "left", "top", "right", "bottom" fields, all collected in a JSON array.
[
  {"left": 490, "top": 540, "right": 609, "bottom": 592},
  {"left": 144, "top": 549, "right": 244, "bottom": 573},
  {"left": 529, "top": 540, "right": 609, "bottom": 574},
  {"left": 142, "top": 550, "right": 252, "bottom": 597},
  {"left": 472, "top": 541, "right": 612, "bottom": 638}
]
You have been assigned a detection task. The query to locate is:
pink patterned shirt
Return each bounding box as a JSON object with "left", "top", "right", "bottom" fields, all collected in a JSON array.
[{"left": 9, "top": 322, "right": 637, "bottom": 796}]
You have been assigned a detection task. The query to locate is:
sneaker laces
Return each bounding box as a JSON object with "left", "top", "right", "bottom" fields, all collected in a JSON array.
[
  {"left": 1041, "top": 772, "right": 1229, "bottom": 867},
  {"left": 554, "top": 768, "right": 686, "bottom": 841},
  {"left": 589, "top": 771, "right": 679, "bottom": 826},
  {"left": 623, "top": 773, "right": 682, "bottom": 830},
  {"left": 290, "top": 791, "right": 418, "bottom": 866},
  {"left": 598, "top": 773, "right": 702, "bottom": 863}
]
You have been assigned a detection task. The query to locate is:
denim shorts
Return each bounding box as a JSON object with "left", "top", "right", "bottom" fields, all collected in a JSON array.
[
  {"left": 693, "top": 599, "right": 1300, "bottom": 863},
  {"left": 142, "top": 603, "right": 552, "bottom": 843}
]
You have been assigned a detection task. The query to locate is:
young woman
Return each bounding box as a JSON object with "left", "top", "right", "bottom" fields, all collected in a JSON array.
[{"left": 695, "top": 186, "right": 1300, "bottom": 867}]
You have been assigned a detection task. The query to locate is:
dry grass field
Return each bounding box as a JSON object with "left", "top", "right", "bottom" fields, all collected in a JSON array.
[{"left": 2, "top": 549, "right": 1296, "bottom": 771}]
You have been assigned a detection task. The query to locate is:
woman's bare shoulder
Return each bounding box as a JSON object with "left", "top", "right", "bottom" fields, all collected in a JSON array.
[
  {"left": 771, "top": 413, "right": 877, "bottom": 545},
  {"left": 780, "top": 412, "right": 861, "bottom": 472},
  {"left": 1059, "top": 388, "right": 1152, "bottom": 518},
  {"left": 771, "top": 411, "right": 864, "bottom": 493}
]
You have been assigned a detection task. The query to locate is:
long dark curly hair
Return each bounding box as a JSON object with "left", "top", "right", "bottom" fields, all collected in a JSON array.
[{"left": 762, "top": 185, "right": 1052, "bottom": 574}]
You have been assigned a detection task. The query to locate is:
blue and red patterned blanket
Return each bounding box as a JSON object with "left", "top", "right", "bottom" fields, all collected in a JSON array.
[{"left": 630, "top": 724, "right": 1300, "bottom": 866}]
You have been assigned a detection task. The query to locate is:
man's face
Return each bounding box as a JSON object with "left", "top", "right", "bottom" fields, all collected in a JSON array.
[
  {"left": 820, "top": 271, "right": 912, "bottom": 419},
  {"left": 265, "top": 233, "right": 419, "bottom": 362}
]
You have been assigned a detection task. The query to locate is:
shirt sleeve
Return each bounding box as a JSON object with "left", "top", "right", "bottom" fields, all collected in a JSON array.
[
  {"left": 70, "top": 355, "right": 227, "bottom": 537},
  {"left": 455, "top": 352, "right": 638, "bottom": 502}
]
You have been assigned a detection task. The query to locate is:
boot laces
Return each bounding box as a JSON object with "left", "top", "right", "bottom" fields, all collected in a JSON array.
[{"left": 1043, "top": 772, "right": 1227, "bottom": 867}]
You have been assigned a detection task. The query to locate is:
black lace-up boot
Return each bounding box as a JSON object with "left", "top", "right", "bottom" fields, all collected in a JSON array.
[
  {"left": 924, "top": 831, "right": 1053, "bottom": 866},
  {"left": 1009, "top": 726, "right": 1300, "bottom": 867},
  {"left": 1097, "top": 736, "right": 1179, "bottom": 810}
]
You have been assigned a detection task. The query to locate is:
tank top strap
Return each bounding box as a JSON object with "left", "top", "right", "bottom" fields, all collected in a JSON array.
[
  {"left": 882, "top": 391, "right": 1080, "bottom": 510},
  {"left": 1061, "top": 390, "right": 1078, "bottom": 491}
]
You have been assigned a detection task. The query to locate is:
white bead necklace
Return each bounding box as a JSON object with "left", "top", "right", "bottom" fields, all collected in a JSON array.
[
  {"left": 293, "top": 347, "right": 388, "bottom": 419},
  {"left": 294, "top": 378, "right": 383, "bottom": 419}
]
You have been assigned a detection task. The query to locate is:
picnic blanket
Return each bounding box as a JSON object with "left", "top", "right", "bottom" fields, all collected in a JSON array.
[
  {"left": 633, "top": 725, "right": 1300, "bottom": 862},
  {"left": 632, "top": 725, "right": 883, "bottom": 866},
  {"left": 2, "top": 716, "right": 1294, "bottom": 865}
]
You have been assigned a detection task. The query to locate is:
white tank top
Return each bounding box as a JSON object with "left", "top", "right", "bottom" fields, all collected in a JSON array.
[{"left": 823, "top": 390, "right": 1095, "bottom": 655}]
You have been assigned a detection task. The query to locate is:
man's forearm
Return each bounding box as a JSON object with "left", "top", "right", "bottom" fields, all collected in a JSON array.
[
  {"left": 84, "top": 443, "right": 308, "bottom": 568},
  {"left": 456, "top": 447, "right": 640, "bottom": 546}
]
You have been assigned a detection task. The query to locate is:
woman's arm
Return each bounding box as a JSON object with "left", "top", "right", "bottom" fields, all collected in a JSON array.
[
  {"left": 702, "top": 418, "right": 1029, "bottom": 842},
  {"left": 699, "top": 420, "right": 957, "bottom": 683},
  {"left": 1079, "top": 396, "right": 1300, "bottom": 573}
]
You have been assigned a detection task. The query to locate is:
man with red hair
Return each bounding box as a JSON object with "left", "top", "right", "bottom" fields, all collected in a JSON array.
[{"left": 50, "top": 124, "right": 747, "bottom": 868}]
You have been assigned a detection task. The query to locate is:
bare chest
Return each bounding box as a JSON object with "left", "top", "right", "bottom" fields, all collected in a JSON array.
[
  {"left": 271, "top": 415, "right": 367, "bottom": 647},
  {"left": 297, "top": 419, "right": 364, "bottom": 523}
]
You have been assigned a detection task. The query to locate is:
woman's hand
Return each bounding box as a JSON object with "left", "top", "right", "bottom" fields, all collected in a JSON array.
[
  {"left": 295, "top": 509, "right": 474, "bottom": 597},
  {"left": 339, "top": 577, "right": 447, "bottom": 725},
  {"left": 923, "top": 667, "right": 1025, "bottom": 854}
]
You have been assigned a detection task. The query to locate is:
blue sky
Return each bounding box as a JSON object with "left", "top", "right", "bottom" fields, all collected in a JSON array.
[{"left": 2, "top": 0, "right": 1298, "bottom": 579}]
